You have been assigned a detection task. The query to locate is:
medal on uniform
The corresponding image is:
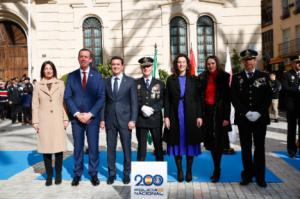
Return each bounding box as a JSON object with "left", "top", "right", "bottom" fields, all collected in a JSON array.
[
  {"left": 137, "top": 84, "right": 141, "bottom": 90},
  {"left": 291, "top": 75, "right": 295, "bottom": 82}
]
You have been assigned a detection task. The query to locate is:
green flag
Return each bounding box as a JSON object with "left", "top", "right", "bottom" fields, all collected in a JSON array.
[{"left": 152, "top": 43, "right": 158, "bottom": 78}]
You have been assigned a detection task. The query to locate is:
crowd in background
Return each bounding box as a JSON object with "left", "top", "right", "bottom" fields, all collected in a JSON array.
[{"left": 0, "top": 75, "right": 35, "bottom": 124}]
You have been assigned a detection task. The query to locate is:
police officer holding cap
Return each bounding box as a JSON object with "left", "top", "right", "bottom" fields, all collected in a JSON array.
[
  {"left": 231, "top": 49, "right": 272, "bottom": 188},
  {"left": 282, "top": 55, "right": 300, "bottom": 158},
  {"left": 135, "top": 57, "right": 164, "bottom": 161}
]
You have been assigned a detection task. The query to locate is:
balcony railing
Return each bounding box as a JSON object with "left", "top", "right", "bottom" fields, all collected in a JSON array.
[
  {"left": 278, "top": 38, "right": 300, "bottom": 57},
  {"left": 281, "top": 8, "right": 290, "bottom": 19}
]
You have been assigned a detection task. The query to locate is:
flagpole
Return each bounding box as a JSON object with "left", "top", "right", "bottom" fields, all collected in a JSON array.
[{"left": 27, "top": 0, "right": 32, "bottom": 79}]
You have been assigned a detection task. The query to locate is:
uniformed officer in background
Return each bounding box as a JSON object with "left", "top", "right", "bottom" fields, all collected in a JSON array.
[
  {"left": 282, "top": 55, "right": 300, "bottom": 158},
  {"left": 136, "top": 57, "right": 164, "bottom": 161},
  {"left": 231, "top": 49, "right": 272, "bottom": 188}
]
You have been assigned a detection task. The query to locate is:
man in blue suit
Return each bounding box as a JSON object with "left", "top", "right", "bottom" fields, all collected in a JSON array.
[
  {"left": 100, "top": 56, "right": 138, "bottom": 185},
  {"left": 64, "top": 48, "right": 105, "bottom": 186}
]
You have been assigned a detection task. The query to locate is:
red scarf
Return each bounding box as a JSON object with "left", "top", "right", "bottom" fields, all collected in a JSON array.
[{"left": 205, "top": 70, "right": 218, "bottom": 105}]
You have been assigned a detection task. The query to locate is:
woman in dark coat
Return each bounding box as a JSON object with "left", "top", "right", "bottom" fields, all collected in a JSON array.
[
  {"left": 198, "top": 55, "right": 231, "bottom": 182},
  {"left": 163, "top": 54, "right": 203, "bottom": 182}
]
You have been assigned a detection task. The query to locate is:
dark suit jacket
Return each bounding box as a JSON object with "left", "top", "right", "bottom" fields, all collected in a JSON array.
[
  {"left": 101, "top": 75, "right": 138, "bottom": 129},
  {"left": 282, "top": 69, "right": 300, "bottom": 111},
  {"left": 163, "top": 75, "right": 203, "bottom": 145},
  {"left": 231, "top": 70, "right": 272, "bottom": 125},
  {"left": 64, "top": 68, "right": 105, "bottom": 124},
  {"left": 136, "top": 77, "right": 164, "bottom": 128}
]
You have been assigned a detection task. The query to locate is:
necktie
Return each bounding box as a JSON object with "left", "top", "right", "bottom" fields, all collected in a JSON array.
[
  {"left": 82, "top": 72, "right": 87, "bottom": 90},
  {"left": 113, "top": 77, "right": 119, "bottom": 97},
  {"left": 248, "top": 72, "right": 254, "bottom": 79},
  {"left": 145, "top": 79, "right": 150, "bottom": 89}
]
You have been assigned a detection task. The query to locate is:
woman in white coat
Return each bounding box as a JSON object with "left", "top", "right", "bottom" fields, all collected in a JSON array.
[{"left": 32, "top": 61, "right": 69, "bottom": 186}]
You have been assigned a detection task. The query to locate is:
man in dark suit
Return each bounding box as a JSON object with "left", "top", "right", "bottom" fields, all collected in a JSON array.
[
  {"left": 100, "top": 56, "right": 138, "bottom": 185},
  {"left": 8, "top": 77, "right": 23, "bottom": 124},
  {"left": 282, "top": 55, "right": 300, "bottom": 158},
  {"left": 136, "top": 57, "right": 164, "bottom": 161},
  {"left": 231, "top": 49, "right": 272, "bottom": 188},
  {"left": 64, "top": 48, "right": 105, "bottom": 186}
]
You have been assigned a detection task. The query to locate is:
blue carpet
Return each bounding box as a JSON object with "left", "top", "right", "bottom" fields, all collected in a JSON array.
[
  {"left": 274, "top": 151, "right": 300, "bottom": 172},
  {"left": 0, "top": 150, "right": 43, "bottom": 180},
  {"left": 37, "top": 151, "right": 281, "bottom": 183}
]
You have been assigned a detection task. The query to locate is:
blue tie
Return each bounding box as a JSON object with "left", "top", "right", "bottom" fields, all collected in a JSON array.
[
  {"left": 145, "top": 79, "right": 150, "bottom": 89},
  {"left": 248, "top": 72, "right": 254, "bottom": 79},
  {"left": 113, "top": 77, "right": 119, "bottom": 97}
]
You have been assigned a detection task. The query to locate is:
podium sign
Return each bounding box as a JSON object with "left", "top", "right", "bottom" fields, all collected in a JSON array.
[{"left": 131, "top": 161, "right": 168, "bottom": 199}]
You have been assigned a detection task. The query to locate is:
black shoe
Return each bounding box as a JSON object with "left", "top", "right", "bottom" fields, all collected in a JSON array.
[
  {"left": 45, "top": 177, "right": 52, "bottom": 186},
  {"left": 90, "top": 176, "right": 100, "bottom": 186},
  {"left": 274, "top": 119, "right": 279, "bottom": 123},
  {"left": 55, "top": 174, "right": 62, "bottom": 185},
  {"left": 84, "top": 148, "right": 89, "bottom": 154},
  {"left": 257, "top": 181, "right": 267, "bottom": 188},
  {"left": 71, "top": 176, "right": 81, "bottom": 186},
  {"left": 185, "top": 170, "right": 192, "bottom": 182},
  {"left": 123, "top": 175, "right": 130, "bottom": 184},
  {"left": 107, "top": 176, "right": 116, "bottom": 185},
  {"left": 288, "top": 151, "right": 296, "bottom": 158},
  {"left": 223, "top": 148, "right": 235, "bottom": 155},
  {"left": 240, "top": 179, "right": 252, "bottom": 186}
]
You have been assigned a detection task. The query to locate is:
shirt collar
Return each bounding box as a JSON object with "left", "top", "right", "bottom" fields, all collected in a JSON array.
[
  {"left": 113, "top": 73, "right": 123, "bottom": 80},
  {"left": 80, "top": 67, "right": 90, "bottom": 74},
  {"left": 143, "top": 76, "right": 152, "bottom": 83}
]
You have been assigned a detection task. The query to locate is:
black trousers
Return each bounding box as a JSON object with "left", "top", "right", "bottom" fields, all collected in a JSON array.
[
  {"left": 286, "top": 105, "right": 300, "bottom": 154},
  {"left": 106, "top": 117, "right": 132, "bottom": 177},
  {"left": 10, "top": 104, "right": 22, "bottom": 123},
  {"left": 136, "top": 127, "right": 164, "bottom": 161},
  {"left": 238, "top": 119, "right": 266, "bottom": 182},
  {"left": 23, "top": 106, "right": 32, "bottom": 123},
  {"left": 0, "top": 103, "right": 6, "bottom": 119}
]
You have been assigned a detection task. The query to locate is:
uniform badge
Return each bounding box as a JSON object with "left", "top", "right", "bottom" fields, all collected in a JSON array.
[
  {"left": 253, "top": 77, "right": 266, "bottom": 88},
  {"left": 239, "top": 78, "right": 244, "bottom": 85},
  {"left": 151, "top": 84, "right": 160, "bottom": 99},
  {"left": 291, "top": 75, "right": 295, "bottom": 82},
  {"left": 137, "top": 84, "right": 141, "bottom": 90}
]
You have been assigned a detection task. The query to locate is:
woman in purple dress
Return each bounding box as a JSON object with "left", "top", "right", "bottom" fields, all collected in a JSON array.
[{"left": 163, "top": 54, "right": 203, "bottom": 182}]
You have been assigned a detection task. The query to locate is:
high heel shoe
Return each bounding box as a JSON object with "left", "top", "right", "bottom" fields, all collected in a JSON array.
[
  {"left": 185, "top": 170, "right": 192, "bottom": 182},
  {"left": 211, "top": 169, "right": 220, "bottom": 183},
  {"left": 177, "top": 169, "right": 184, "bottom": 182}
]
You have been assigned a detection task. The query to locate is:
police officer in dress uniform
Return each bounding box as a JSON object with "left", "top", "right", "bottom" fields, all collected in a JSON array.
[
  {"left": 231, "top": 49, "right": 272, "bottom": 188},
  {"left": 282, "top": 55, "right": 300, "bottom": 158},
  {"left": 136, "top": 57, "right": 164, "bottom": 161},
  {"left": 8, "top": 77, "right": 23, "bottom": 124}
]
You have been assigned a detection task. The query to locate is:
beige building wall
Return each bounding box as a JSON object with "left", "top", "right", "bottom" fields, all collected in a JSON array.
[
  {"left": 262, "top": 0, "right": 300, "bottom": 67},
  {"left": 0, "top": 0, "right": 261, "bottom": 79}
]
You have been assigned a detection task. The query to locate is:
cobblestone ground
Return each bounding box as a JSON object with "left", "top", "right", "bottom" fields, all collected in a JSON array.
[{"left": 0, "top": 113, "right": 299, "bottom": 199}]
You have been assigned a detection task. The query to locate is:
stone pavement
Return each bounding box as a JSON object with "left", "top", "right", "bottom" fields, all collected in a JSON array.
[{"left": 0, "top": 114, "right": 299, "bottom": 199}]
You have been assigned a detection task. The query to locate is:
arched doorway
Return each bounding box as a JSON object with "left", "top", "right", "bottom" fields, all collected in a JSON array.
[{"left": 0, "top": 20, "right": 28, "bottom": 81}]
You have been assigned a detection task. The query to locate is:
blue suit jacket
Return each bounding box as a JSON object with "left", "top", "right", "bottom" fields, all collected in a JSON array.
[
  {"left": 101, "top": 75, "right": 138, "bottom": 129},
  {"left": 64, "top": 68, "right": 105, "bottom": 125}
]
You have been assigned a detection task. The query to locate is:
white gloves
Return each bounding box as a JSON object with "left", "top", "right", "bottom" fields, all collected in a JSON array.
[
  {"left": 141, "top": 105, "right": 154, "bottom": 117},
  {"left": 245, "top": 111, "right": 261, "bottom": 122}
]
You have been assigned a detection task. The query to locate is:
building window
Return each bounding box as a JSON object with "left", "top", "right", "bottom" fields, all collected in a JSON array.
[
  {"left": 296, "top": 25, "right": 300, "bottom": 52},
  {"left": 197, "top": 16, "right": 215, "bottom": 73},
  {"left": 295, "top": 0, "right": 300, "bottom": 14},
  {"left": 83, "top": 17, "right": 102, "bottom": 67},
  {"left": 170, "top": 16, "right": 188, "bottom": 61},
  {"left": 280, "top": 28, "right": 290, "bottom": 56},
  {"left": 262, "top": 30, "right": 273, "bottom": 66},
  {"left": 281, "top": 0, "right": 290, "bottom": 19},
  {"left": 262, "top": 0, "right": 273, "bottom": 26}
]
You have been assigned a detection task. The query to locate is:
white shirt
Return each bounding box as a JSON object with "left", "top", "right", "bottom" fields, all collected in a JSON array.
[
  {"left": 245, "top": 69, "right": 256, "bottom": 79},
  {"left": 143, "top": 76, "right": 153, "bottom": 86},
  {"left": 80, "top": 67, "right": 90, "bottom": 82},
  {"left": 111, "top": 73, "right": 123, "bottom": 92}
]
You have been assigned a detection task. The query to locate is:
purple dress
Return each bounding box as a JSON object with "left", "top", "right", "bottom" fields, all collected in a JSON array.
[{"left": 167, "top": 76, "right": 201, "bottom": 156}]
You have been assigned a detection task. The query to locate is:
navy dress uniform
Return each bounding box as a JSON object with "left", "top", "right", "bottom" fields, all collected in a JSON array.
[
  {"left": 282, "top": 55, "right": 300, "bottom": 158},
  {"left": 231, "top": 49, "right": 272, "bottom": 187},
  {"left": 136, "top": 57, "right": 164, "bottom": 161}
]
